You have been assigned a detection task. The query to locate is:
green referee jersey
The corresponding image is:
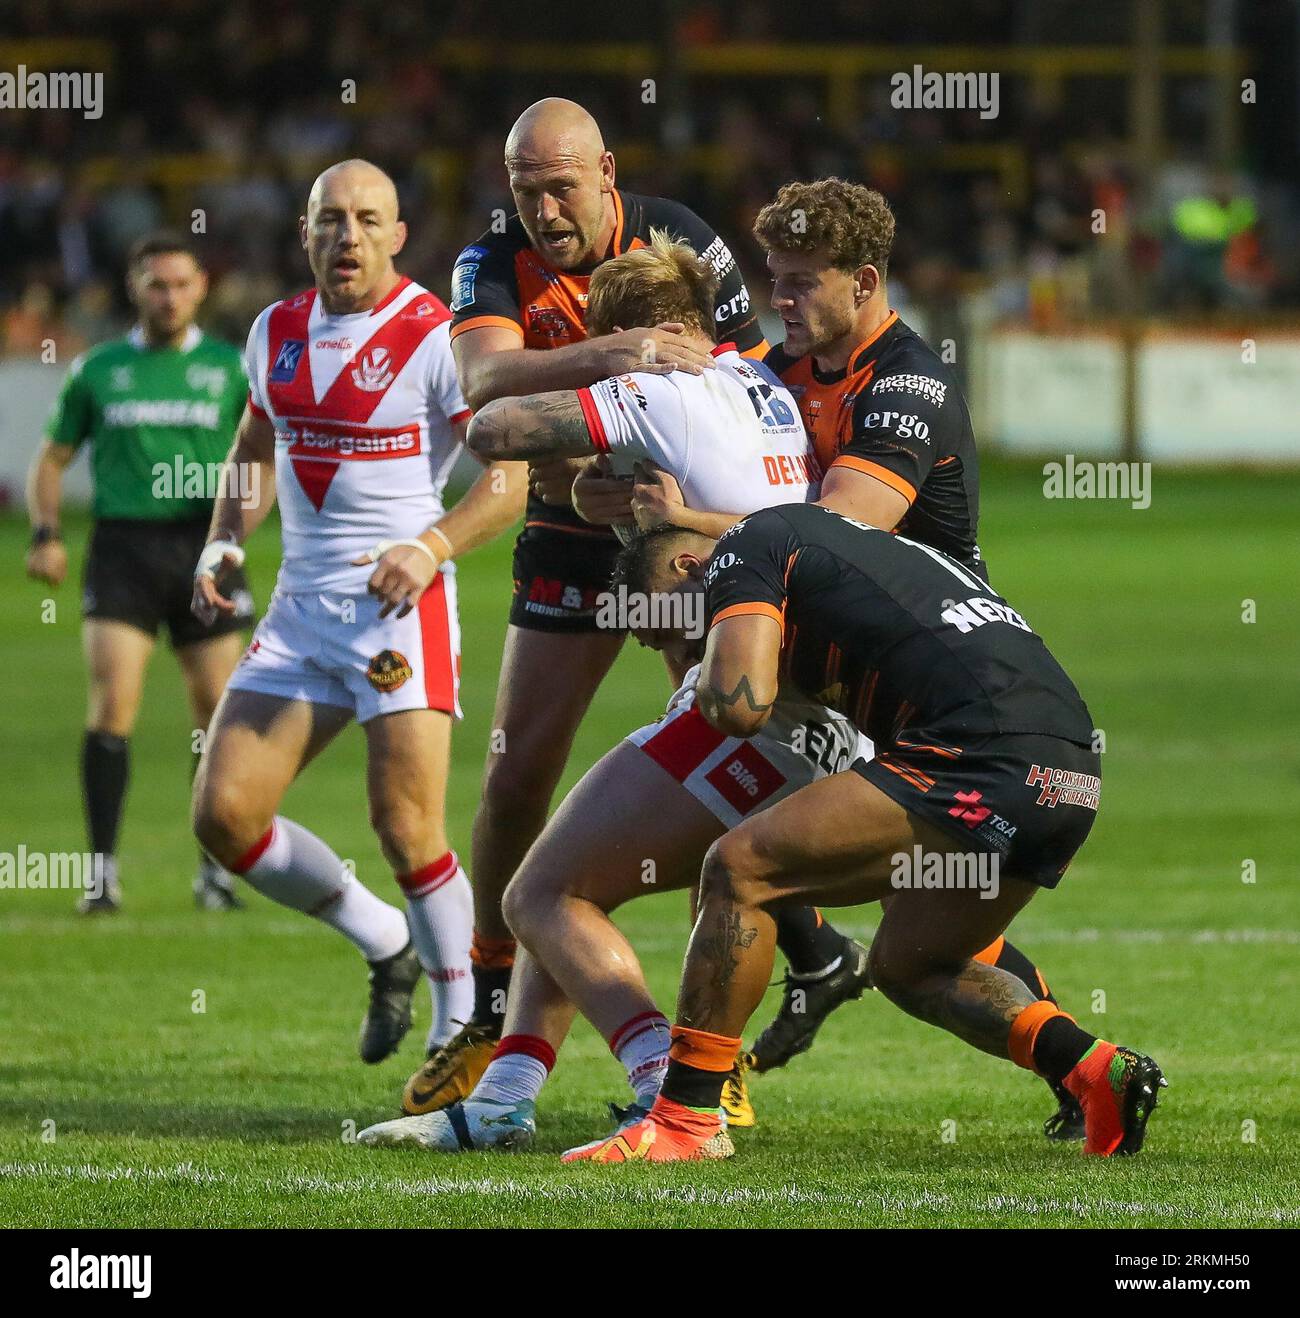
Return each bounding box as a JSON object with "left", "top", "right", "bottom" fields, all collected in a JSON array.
[{"left": 44, "top": 324, "right": 247, "bottom": 521}]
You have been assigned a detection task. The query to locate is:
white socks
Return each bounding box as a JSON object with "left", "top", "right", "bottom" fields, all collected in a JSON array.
[
  {"left": 232, "top": 817, "right": 408, "bottom": 963},
  {"left": 233, "top": 824, "right": 477, "bottom": 1044},
  {"left": 396, "top": 851, "right": 475, "bottom": 1050},
  {"left": 473, "top": 1036, "right": 556, "bottom": 1105},
  {"left": 609, "top": 1011, "right": 671, "bottom": 1104}
]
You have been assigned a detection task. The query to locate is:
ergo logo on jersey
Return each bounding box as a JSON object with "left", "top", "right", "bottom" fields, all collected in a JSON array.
[
  {"left": 862, "top": 410, "right": 930, "bottom": 442},
  {"left": 703, "top": 550, "right": 740, "bottom": 586}
]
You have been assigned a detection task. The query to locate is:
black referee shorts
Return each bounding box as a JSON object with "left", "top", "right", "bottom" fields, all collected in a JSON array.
[{"left": 83, "top": 517, "right": 254, "bottom": 650}]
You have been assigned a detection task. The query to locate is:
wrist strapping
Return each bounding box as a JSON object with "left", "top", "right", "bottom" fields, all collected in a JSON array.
[
  {"left": 195, "top": 539, "right": 245, "bottom": 579},
  {"left": 361, "top": 537, "right": 443, "bottom": 569},
  {"left": 425, "top": 524, "right": 455, "bottom": 559}
]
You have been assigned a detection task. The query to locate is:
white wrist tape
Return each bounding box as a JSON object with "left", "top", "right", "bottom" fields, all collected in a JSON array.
[
  {"left": 425, "top": 524, "right": 455, "bottom": 559},
  {"left": 360, "top": 537, "right": 442, "bottom": 569},
  {"left": 195, "top": 539, "right": 245, "bottom": 579}
]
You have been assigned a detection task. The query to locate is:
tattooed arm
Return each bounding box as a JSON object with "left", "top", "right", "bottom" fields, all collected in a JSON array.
[
  {"left": 696, "top": 612, "right": 782, "bottom": 738},
  {"left": 465, "top": 390, "right": 596, "bottom": 462}
]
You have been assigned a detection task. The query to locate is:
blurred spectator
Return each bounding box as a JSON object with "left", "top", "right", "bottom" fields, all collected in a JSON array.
[{"left": 1164, "top": 173, "right": 1264, "bottom": 310}]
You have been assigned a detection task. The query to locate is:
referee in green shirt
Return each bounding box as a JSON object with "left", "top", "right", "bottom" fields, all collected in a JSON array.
[{"left": 25, "top": 233, "right": 254, "bottom": 913}]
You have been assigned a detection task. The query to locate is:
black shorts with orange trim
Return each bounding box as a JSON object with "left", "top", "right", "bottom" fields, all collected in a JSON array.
[
  {"left": 508, "top": 506, "right": 623, "bottom": 633},
  {"left": 853, "top": 732, "right": 1101, "bottom": 888}
]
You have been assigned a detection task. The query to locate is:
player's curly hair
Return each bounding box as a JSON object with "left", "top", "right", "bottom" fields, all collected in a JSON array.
[
  {"left": 753, "top": 178, "right": 895, "bottom": 275},
  {"left": 586, "top": 229, "right": 718, "bottom": 340}
]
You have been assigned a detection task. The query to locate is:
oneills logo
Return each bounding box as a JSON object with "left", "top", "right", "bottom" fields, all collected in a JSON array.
[{"left": 367, "top": 649, "right": 413, "bottom": 692}]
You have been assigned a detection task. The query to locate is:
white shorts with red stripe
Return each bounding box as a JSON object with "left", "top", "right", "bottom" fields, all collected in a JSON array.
[
  {"left": 226, "top": 569, "right": 462, "bottom": 723},
  {"left": 627, "top": 665, "right": 872, "bottom": 828}
]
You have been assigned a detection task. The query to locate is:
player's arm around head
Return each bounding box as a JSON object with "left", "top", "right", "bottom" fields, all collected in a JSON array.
[
  {"left": 192, "top": 403, "right": 276, "bottom": 626},
  {"left": 452, "top": 319, "right": 709, "bottom": 415}
]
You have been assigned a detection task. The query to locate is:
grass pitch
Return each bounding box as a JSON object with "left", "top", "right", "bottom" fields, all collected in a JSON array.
[{"left": 1, "top": 463, "right": 1297, "bottom": 1228}]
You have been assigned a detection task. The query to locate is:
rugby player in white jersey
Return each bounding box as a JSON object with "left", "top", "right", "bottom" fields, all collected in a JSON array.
[
  {"left": 190, "top": 160, "right": 526, "bottom": 1064},
  {"left": 355, "top": 232, "right": 866, "bottom": 1152}
]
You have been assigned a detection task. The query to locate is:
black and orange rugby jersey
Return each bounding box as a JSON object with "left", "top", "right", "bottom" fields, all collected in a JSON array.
[
  {"left": 765, "top": 313, "right": 984, "bottom": 576},
  {"left": 450, "top": 190, "right": 765, "bottom": 535},
  {"left": 704, "top": 504, "right": 1094, "bottom": 751}
]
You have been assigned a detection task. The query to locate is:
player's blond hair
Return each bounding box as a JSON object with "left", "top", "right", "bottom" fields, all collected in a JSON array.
[
  {"left": 753, "top": 178, "right": 895, "bottom": 275},
  {"left": 585, "top": 229, "right": 718, "bottom": 339}
]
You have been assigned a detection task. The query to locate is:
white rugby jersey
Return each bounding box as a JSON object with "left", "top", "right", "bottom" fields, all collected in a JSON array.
[
  {"left": 245, "top": 277, "right": 471, "bottom": 594},
  {"left": 576, "top": 343, "right": 820, "bottom": 540}
]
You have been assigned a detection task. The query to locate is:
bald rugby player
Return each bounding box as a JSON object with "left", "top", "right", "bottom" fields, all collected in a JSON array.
[
  {"left": 405, "top": 97, "right": 862, "bottom": 1117},
  {"left": 191, "top": 161, "right": 525, "bottom": 1065}
]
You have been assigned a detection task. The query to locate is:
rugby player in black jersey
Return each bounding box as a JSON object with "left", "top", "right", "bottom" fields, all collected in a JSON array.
[{"left": 569, "top": 508, "right": 1164, "bottom": 1162}]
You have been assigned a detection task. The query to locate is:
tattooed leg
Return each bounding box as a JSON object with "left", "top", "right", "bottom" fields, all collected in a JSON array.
[
  {"left": 867, "top": 872, "right": 1041, "bottom": 1059},
  {"left": 675, "top": 837, "right": 777, "bottom": 1037},
  {"left": 877, "top": 961, "right": 1038, "bottom": 1058},
  {"left": 672, "top": 773, "right": 915, "bottom": 1037}
]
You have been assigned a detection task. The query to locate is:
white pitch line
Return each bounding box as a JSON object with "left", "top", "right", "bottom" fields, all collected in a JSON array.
[
  {"left": 2, "top": 914, "right": 1295, "bottom": 947},
  {"left": 2, "top": 1161, "right": 1296, "bottom": 1223}
]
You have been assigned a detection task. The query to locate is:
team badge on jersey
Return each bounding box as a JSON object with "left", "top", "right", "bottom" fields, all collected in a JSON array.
[
  {"left": 270, "top": 340, "right": 305, "bottom": 382},
  {"left": 352, "top": 347, "right": 395, "bottom": 392},
  {"left": 367, "top": 649, "right": 413, "bottom": 693},
  {"left": 527, "top": 305, "right": 571, "bottom": 339}
]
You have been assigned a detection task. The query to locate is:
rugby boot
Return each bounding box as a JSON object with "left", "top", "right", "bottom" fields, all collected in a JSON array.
[
  {"left": 359, "top": 1098, "right": 535, "bottom": 1152},
  {"left": 359, "top": 941, "right": 421, "bottom": 1064},
  {"left": 193, "top": 860, "right": 244, "bottom": 911},
  {"left": 401, "top": 1021, "right": 499, "bottom": 1114},
  {"left": 746, "top": 937, "right": 871, "bottom": 1071},
  {"left": 562, "top": 1094, "right": 734, "bottom": 1164},
  {"left": 1042, "top": 1075, "right": 1086, "bottom": 1142},
  {"left": 720, "top": 1051, "right": 756, "bottom": 1128},
  {"left": 1063, "top": 1041, "right": 1166, "bottom": 1156},
  {"left": 559, "top": 1099, "right": 652, "bottom": 1162}
]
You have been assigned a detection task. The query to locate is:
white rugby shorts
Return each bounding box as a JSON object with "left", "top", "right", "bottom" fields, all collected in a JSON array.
[{"left": 226, "top": 570, "right": 462, "bottom": 723}]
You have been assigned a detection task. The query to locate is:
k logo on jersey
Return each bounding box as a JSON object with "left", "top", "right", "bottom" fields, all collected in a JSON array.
[
  {"left": 270, "top": 339, "right": 305, "bottom": 382},
  {"left": 352, "top": 347, "right": 394, "bottom": 392}
]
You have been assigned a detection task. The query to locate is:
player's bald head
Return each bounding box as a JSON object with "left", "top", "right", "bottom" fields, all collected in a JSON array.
[
  {"left": 504, "top": 100, "right": 616, "bottom": 271},
  {"left": 505, "top": 98, "right": 605, "bottom": 169},
  {"left": 307, "top": 159, "right": 399, "bottom": 221},
  {"left": 301, "top": 158, "right": 407, "bottom": 314}
]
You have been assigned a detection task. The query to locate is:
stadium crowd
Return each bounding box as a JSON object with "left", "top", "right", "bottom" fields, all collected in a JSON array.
[{"left": 3, "top": 0, "right": 1298, "bottom": 359}]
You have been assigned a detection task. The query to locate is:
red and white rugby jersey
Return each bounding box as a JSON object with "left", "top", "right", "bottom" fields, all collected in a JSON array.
[
  {"left": 244, "top": 277, "right": 471, "bottom": 594},
  {"left": 576, "top": 344, "right": 820, "bottom": 538}
]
